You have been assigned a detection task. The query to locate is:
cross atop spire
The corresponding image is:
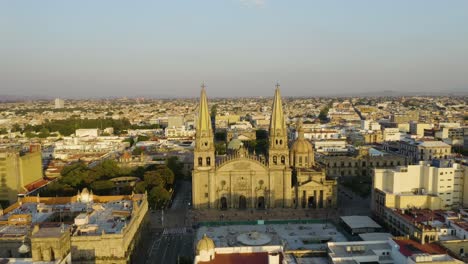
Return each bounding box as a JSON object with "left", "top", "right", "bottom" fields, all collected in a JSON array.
[{"left": 275, "top": 81, "right": 280, "bottom": 90}]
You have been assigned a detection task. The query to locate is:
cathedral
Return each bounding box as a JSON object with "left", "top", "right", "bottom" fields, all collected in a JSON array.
[{"left": 192, "top": 84, "right": 337, "bottom": 210}]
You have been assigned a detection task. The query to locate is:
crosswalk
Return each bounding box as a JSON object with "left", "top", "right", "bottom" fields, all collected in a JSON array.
[{"left": 163, "top": 227, "right": 186, "bottom": 235}]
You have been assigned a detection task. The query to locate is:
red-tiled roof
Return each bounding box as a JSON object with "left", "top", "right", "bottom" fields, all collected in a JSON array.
[
  {"left": 198, "top": 252, "right": 269, "bottom": 264},
  {"left": 21, "top": 178, "right": 52, "bottom": 193},
  {"left": 453, "top": 220, "right": 468, "bottom": 231},
  {"left": 394, "top": 209, "right": 445, "bottom": 229},
  {"left": 393, "top": 239, "right": 446, "bottom": 257}
]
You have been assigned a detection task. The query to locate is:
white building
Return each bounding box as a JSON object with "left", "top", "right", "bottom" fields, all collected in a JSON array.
[
  {"left": 327, "top": 239, "right": 463, "bottom": 264},
  {"left": 362, "top": 120, "right": 382, "bottom": 131},
  {"left": 383, "top": 128, "right": 402, "bottom": 142},
  {"left": 54, "top": 98, "right": 64, "bottom": 109},
  {"left": 229, "top": 121, "right": 253, "bottom": 130},
  {"left": 167, "top": 116, "right": 185, "bottom": 128},
  {"left": 164, "top": 126, "right": 196, "bottom": 139},
  {"left": 372, "top": 160, "right": 468, "bottom": 212},
  {"left": 75, "top": 128, "right": 100, "bottom": 138},
  {"left": 314, "top": 139, "right": 348, "bottom": 154},
  {"left": 410, "top": 122, "right": 433, "bottom": 138}
]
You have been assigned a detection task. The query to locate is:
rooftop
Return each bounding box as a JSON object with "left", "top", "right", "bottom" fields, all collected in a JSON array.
[
  {"left": 0, "top": 195, "right": 138, "bottom": 238},
  {"left": 340, "top": 216, "right": 382, "bottom": 230},
  {"left": 196, "top": 222, "right": 347, "bottom": 251},
  {"left": 393, "top": 238, "right": 446, "bottom": 257}
]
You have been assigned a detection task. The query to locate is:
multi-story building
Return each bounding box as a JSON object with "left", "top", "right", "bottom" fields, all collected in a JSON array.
[
  {"left": 318, "top": 147, "right": 407, "bottom": 178},
  {"left": 383, "top": 128, "right": 402, "bottom": 141},
  {"left": 0, "top": 145, "right": 43, "bottom": 205},
  {"left": 384, "top": 139, "right": 452, "bottom": 164},
  {"left": 328, "top": 238, "right": 463, "bottom": 263},
  {"left": 75, "top": 128, "right": 100, "bottom": 138},
  {"left": 301, "top": 127, "right": 342, "bottom": 141},
  {"left": 54, "top": 98, "right": 65, "bottom": 109},
  {"left": 167, "top": 115, "right": 185, "bottom": 128},
  {"left": 391, "top": 111, "right": 420, "bottom": 124},
  {"left": 410, "top": 122, "right": 433, "bottom": 138},
  {"left": 314, "top": 139, "right": 348, "bottom": 155},
  {"left": 164, "top": 125, "right": 196, "bottom": 139},
  {"left": 363, "top": 130, "right": 384, "bottom": 144},
  {"left": 372, "top": 160, "right": 468, "bottom": 218},
  {"left": 215, "top": 114, "right": 240, "bottom": 129},
  {"left": 361, "top": 120, "right": 381, "bottom": 131}
]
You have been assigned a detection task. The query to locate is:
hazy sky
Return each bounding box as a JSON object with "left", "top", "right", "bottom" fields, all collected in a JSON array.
[{"left": 1, "top": 0, "right": 468, "bottom": 98}]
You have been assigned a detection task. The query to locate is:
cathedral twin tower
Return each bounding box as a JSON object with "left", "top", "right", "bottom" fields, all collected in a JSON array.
[
  {"left": 192, "top": 84, "right": 336, "bottom": 210},
  {"left": 192, "top": 84, "right": 292, "bottom": 209}
]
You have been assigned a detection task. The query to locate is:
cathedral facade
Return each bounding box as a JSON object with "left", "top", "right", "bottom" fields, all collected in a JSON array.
[{"left": 192, "top": 85, "right": 336, "bottom": 210}]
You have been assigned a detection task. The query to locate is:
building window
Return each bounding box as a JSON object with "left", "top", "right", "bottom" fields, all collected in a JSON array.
[
  {"left": 281, "top": 156, "right": 285, "bottom": 165},
  {"left": 198, "top": 157, "right": 203, "bottom": 166},
  {"left": 206, "top": 157, "right": 211, "bottom": 166},
  {"left": 273, "top": 156, "right": 277, "bottom": 165},
  {"left": 205, "top": 193, "right": 209, "bottom": 198}
]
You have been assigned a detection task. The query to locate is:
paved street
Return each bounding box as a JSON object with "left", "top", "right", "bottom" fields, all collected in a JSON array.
[
  {"left": 144, "top": 181, "right": 370, "bottom": 263},
  {"left": 337, "top": 184, "right": 371, "bottom": 216},
  {"left": 146, "top": 181, "right": 194, "bottom": 264}
]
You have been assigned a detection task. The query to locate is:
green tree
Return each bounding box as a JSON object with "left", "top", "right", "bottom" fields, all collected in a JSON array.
[
  {"left": 25, "top": 131, "right": 35, "bottom": 138},
  {"left": 144, "top": 170, "right": 164, "bottom": 188},
  {"left": 38, "top": 127, "right": 50, "bottom": 138},
  {"left": 166, "top": 156, "right": 185, "bottom": 180},
  {"left": 318, "top": 106, "right": 330, "bottom": 122},
  {"left": 148, "top": 185, "right": 171, "bottom": 209},
  {"left": 215, "top": 142, "right": 226, "bottom": 155},
  {"left": 155, "top": 166, "right": 175, "bottom": 187},
  {"left": 90, "top": 180, "right": 115, "bottom": 195},
  {"left": 215, "top": 131, "right": 226, "bottom": 142},
  {"left": 92, "top": 159, "right": 121, "bottom": 180},
  {"left": 134, "top": 181, "right": 148, "bottom": 194}
]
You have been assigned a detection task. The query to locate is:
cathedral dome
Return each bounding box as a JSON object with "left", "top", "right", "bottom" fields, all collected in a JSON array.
[
  {"left": 291, "top": 121, "right": 312, "bottom": 154},
  {"left": 196, "top": 234, "right": 215, "bottom": 253},
  {"left": 291, "top": 138, "right": 313, "bottom": 153},
  {"left": 290, "top": 119, "right": 315, "bottom": 168}
]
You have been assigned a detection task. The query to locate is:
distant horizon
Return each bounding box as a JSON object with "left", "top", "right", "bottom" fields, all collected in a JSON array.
[
  {"left": 0, "top": 86, "right": 467, "bottom": 102},
  {"left": 1, "top": 1, "right": 468, "bottom": 98}
]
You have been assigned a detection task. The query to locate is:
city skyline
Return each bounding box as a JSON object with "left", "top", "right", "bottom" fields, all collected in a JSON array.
[{"left": 1, "top": 1, "right": 468, "bottom": 98}]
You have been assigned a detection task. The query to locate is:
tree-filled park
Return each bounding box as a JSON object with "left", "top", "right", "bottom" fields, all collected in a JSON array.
[{"left": 41, "top": 157, "right": 185, "bottom": 209}]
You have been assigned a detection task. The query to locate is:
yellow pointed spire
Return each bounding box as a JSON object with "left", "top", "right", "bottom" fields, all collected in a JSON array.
[
  {"left": 197, "top": 83, "right": 212, "bottom": 133},
  {"left": 269, "top": 83, "right": 286, "bottom": 135}
]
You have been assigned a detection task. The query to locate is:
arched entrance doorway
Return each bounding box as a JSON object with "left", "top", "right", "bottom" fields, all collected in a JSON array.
[
  {"left": 308, "top": 196, "right": 316, "bottom": 208},
  {"left": 239, "top": 195, "right": 247, "bottom": 209},
  {"left": 257, "top": 196, "right": 265, "bottom": 209},
  {"left": 220, "top": 197, "right": 228, "bottom": 210}
]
